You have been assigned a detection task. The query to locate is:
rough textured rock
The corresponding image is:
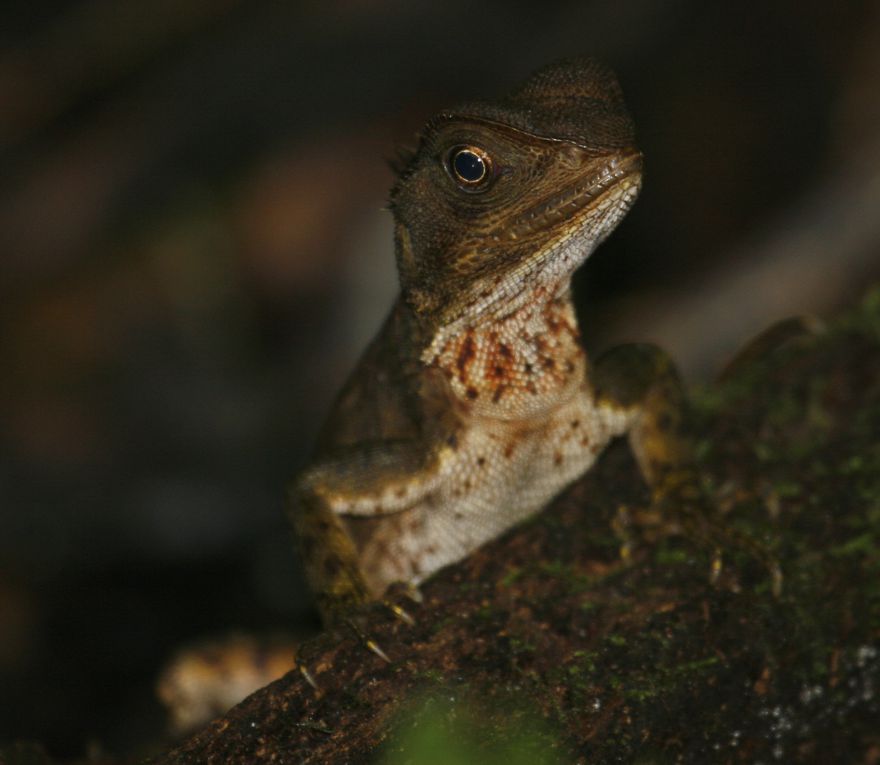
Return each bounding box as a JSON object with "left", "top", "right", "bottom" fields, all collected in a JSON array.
[{"left": 148, "top": 289, "right": 880, "bottom": 764}]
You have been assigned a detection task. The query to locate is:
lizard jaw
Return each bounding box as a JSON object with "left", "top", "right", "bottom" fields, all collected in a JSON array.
[
  {"left": 504, "top": 149, "right": 643, "bottom": 242},
  {"left": 423, "top": 149, "right": 642, "bottom": 353}
]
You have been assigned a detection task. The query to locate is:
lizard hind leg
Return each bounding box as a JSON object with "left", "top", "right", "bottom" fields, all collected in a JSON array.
[
  {"left": 288, "top": 443, "right": 442, "bottom": 675},
  {"left": 289, "top": 438, "right": 446, "bottom": 626},
  {"left": 288, "top": 483, "right": 372, "bottom": 628},
  {"left": 289, "top": 484, "right": 402, "bottom": 679},
  {"left": 592, "top": 343, "right": 781, "bottom": 594}
]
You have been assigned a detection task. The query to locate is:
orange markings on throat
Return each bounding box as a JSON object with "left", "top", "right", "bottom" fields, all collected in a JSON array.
[{"left": 429, "top": 295, "right": 584, "bottom": 413}]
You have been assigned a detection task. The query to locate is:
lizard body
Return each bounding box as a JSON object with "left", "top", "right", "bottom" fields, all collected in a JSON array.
[
  {"left": 155, "top": 59, "right": 785, "bottom": 727},
  {"left": 292, "top": 58, "right": 683, "bottom": 623}
]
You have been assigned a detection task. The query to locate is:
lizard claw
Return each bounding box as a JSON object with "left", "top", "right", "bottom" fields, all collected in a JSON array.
[
  {"left": 384, "top": 600, "right": 415, "bottom": 626},
  {"left": 709, "top": 549, "right": 723, "bottom": 585},
  {"left": 613, "top": 505, "right": 637, "bottom": 564},
  {"left": 345, "top": 618, "right": 392, "bottom": 663},
  {"left": 298, "top": 663, "right": 321, "bottom": 692},
  {"left": 381, "top": 580, "right": 424, "bottom": 626},
  {"left": 350, "top": 581, "right": 427, "bottom": 661},
  {"left": 401, "top": 582, "right": 424, "bottom": 604},
  {"left": 365, "top": 638, "right": 391, "bottom": 663},
  {"left": 707, "top": 548, "right": 744, "bottom": 594},
  {"left": 703, "top": 524, "right": 782, "bottom": 597},
  {"left": 295, "top": 607, "right": 399, "bottom": 697}
]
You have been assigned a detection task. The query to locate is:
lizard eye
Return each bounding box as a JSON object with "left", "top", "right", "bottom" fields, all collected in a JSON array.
[{"left": 447, "top": 146, "right": 493, "bottom": 190}]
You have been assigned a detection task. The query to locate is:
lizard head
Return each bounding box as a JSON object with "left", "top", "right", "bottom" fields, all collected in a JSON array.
[{"left": 390, "top": 57, "right": 642, "bottom": 331}]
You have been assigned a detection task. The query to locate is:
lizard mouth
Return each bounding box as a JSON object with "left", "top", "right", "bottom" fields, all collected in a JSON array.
[
  {"left": 503, "top": 148, "right": 643, "bottom": 241},
  {"left": 423, "top": 149, "right": 642, "bottom": 337}
]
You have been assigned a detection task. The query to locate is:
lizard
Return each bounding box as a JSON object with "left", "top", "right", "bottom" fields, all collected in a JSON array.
[
  {"left": 153, "top": 58, "right": 791, "bottom": 727},
  {"left": 290, "top": 57, "right": 765, "bottom": 632}
]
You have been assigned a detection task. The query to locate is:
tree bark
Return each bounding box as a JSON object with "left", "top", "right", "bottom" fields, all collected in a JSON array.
[{"left": 149, "top": 288, "right": 880, "bottom": 765}]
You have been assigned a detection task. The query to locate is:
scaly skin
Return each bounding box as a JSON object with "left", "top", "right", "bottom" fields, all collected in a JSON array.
[{"left": 290, "top": 58, "right": 697, "bottom": 625}]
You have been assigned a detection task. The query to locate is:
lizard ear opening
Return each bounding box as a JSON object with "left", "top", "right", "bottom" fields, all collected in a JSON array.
[{"left": 446, "top": 146, "right": 494, "bottom": 191}]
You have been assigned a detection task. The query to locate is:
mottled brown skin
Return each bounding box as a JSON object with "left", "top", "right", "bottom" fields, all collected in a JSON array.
[{"left": 290, "top": 59, "right": 693, "bottom": 625}]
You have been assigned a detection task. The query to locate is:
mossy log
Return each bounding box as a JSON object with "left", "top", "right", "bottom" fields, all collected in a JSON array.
[{"left": 150, "top": 289, "right": 880, "bottom": 765}]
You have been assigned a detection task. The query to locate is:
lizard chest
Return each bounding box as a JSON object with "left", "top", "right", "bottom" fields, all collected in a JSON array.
[
  {"left": 339, "top": 294, "right": 633, "bottom": 596},
  {"left": 348, "top": 377, "right": 631, "bottom": 596}
]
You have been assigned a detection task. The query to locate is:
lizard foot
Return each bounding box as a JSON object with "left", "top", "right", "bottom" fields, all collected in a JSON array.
[
  {"left": 345, "top": 617, "right": 393, "bottom": 663},
  {"left": 295, "top": 582, "right": 425, "bottom": 694},
  {"left": 615, "top": 470, "right": 782, "bottom": 596},
  {"left": 293, "top": 618, "right": 391, "bottom": 697},
  {"left": 367, "top": 582, "right": 425, "bottom": 652},
  {"left": 382, "top": 580, "right": 424, "bottom": 626}
]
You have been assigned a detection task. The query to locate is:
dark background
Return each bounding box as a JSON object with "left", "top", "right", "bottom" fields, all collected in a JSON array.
[{"left": 1, "top": 0, "right": 878, "bottom": 758}]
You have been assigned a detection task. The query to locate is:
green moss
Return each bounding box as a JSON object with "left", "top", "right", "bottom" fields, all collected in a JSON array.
[
  {"left": 772, "top": 479, "right": 803, "bottom": 498},
  {"left": 536, "top": 560, "right": 595, "bottom": 593},
  {"left": 568, "top": 650, "right": 599, "bottom": 674},
  {"left": 653, "top": 544, "right": 692, "bottom": 566},
  {"left": 417, "top": 668, "right": 447, "bottom": 685},
  {"left": 382, "top": 696, "right": 566, "bottom": 765},
  {"left": 830, "top": 532, "right": 877, "bottom": 559},
  {"left": 499, "top": 565, "right": 523, "bottom": 588}
]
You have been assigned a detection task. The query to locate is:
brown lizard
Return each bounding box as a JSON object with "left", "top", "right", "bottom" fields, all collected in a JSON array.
[
  {"left": 290, "top": 57, "right": 752, "bottom": 629},
  {"left": 153, "top": 58, "right": 788, "bottom": 728}
]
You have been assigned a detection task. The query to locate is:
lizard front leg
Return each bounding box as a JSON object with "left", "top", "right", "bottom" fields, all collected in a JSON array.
[
  {"left": 592, "top": 343, "right": 692, "bottom": 490},
  {"left": 290, "top": 440, "right": 449, "bottom": 626},
  {"left": 592, "top": 343, "right": 781, "bottom": 592}
]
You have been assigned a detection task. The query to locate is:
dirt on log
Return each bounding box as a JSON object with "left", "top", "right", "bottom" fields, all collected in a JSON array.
[{"left": 150, "top": 289, "right": 880, "bottom": 765}]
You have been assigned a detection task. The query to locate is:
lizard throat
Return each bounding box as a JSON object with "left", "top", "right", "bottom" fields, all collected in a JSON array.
[
  {"left": 429, "top": 160, "right": 641, "bottom": 340},
  {"left": 424, "top": 289, "right": 586, "bottom": 420}
]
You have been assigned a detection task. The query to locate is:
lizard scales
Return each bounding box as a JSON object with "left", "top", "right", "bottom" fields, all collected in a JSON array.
[{"left": 292, "top": 58, "right": 654, "bottom": 622}]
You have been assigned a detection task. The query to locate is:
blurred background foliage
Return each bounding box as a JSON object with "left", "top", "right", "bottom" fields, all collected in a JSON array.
[{"left": 1, "top": 0, "right": 878, "bottom": 758}]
